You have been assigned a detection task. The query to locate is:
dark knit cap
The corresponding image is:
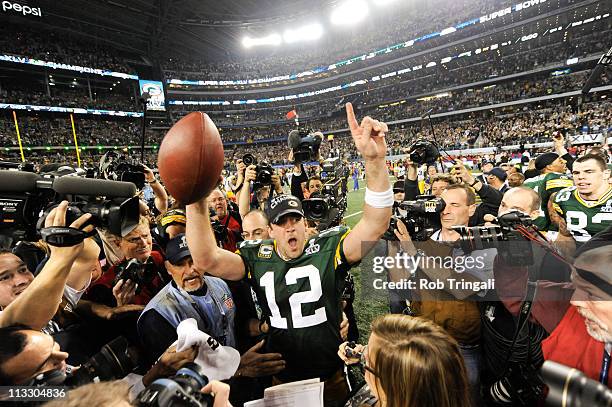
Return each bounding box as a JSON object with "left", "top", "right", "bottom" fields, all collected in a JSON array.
[{"left": 535, "top": 153, "right": 559, "bottom": 171}]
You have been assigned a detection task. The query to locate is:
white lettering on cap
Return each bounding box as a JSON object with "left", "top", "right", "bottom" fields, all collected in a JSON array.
[
  {"left": 270, "top": 195, "right": 288, "bottom": 209},
  {"left": 179, "top": 235, "right": 188, "bottom": 249}
]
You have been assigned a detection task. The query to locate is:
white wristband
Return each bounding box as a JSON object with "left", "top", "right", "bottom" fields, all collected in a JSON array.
[{"left": 365, "top": 187, "right": 394, "bottom": 208}]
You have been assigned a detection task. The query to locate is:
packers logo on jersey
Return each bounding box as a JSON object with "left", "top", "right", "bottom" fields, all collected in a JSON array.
[
  {"left": 601, "top": 200, "right": 612, "bottom": 213},
  {"left": 258, "top": 244, "right": 273, "bottom": 258}
]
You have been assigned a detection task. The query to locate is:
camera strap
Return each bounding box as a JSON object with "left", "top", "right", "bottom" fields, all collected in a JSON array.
[
  {"left": 40, "top": 227, "right": 88, "bottom": 247},
  {"left": 499, "top": 263, "right": 540, "bottom": 376}
]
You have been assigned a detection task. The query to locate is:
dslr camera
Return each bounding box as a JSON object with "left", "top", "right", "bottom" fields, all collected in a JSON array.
[
  {"left": 242, "top": 154, "right": 274, "bottom": 186},
  {"left": 114, "top": 258, "right": 158, "bottom": 294},
  {"left": 452, "top": 210, "right": 535, "bottom": 266},
  {"left": 383, "top": 195, "right": 445, "bottom": 241},
  {"left": 303, "top": 158, "right": 347, "bottom": 228},
  {"left": 136, "top": 362, "right": 213, "bottom": 407},
  {"left": 288, "top": 129, "right": 323, "bottom": 163},
  {"left": 27, "top": 336, "right": 137, "bottom": 387},
  {"left": 99, "top": 151, "right": 146, "bottom": 190},
  {"left": 209, "top": 207, "right": 228, "bottom": 245}
]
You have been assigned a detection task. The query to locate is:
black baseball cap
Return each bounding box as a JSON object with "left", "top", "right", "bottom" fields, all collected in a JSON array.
[
  {"left": 165, "top": 233, "right": 191, "bottom": 265},
  {"left": 484, "top": 167, "right": 508, "bottom": 181},
  {"left": 266, "top": 195, "right": 304, "bottom": 224},
  {"left": 535, "top": 152, "right": 560, "bottom": 171},
  {"left": 393, "top": 180, "right": 404, "bottom": 193}
]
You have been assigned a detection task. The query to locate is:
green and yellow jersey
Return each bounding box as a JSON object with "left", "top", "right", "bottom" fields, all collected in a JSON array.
[
  {"left": 552, "top": 186, "right": 612, "bottom": 243},
  {"left": 523, "top": 172, "right": 574, "bottom": 231},
  {"left": 237, "top": 225, "right": 352, "bottom": 382}
]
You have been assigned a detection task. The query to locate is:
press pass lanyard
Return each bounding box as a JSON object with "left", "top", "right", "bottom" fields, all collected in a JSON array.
[{"left": 599, "top": 346, "right": 611, "bottom": 384}]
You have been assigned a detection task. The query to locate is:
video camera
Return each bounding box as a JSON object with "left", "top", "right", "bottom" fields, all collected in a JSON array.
[
  {"left": 303, "top": 158, "right": 347, "bottom": 228},
  {"left": 242, "top": 154, "right": 274, "bottom": 187},
  {"left": 383, "top": 195, "right": 445, "bottom": 241},
  {"left": 0, "top": 169, "right": 140, "bottom": 245},
  {"left": 407, "top": 140, "right": 440, "bottom": 165},
  {"left": 99, "top": 151, "right": 146, "bottom": 190},
  {"left": 136, "top": 362, "right": 213, "bottom": 407},
  {"left": 288, "top": 129, "right": 323, "bottom": 163},
  {"left": 452, "top": 210, "right": 535, "bottom": 266}
]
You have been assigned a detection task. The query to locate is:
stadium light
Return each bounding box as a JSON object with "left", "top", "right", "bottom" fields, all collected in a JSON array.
[
  {"left": 330, "top": 0, "right": 369, "bottom": 26},
  {"left": 283, "top": 23, "right": 324, "bottom": 44},
  {"left": 242, "top": 33, "right": 282, "bottom": 48}
]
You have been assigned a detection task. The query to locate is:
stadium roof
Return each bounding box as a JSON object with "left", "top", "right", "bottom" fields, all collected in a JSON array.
[{"left": 2, "top": 0, "right": 335, "bottom": 60}]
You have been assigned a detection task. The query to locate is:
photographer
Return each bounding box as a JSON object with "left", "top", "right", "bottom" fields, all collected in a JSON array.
[
  {"left": 480, "top": 187, "right": 573, "bottom": 405},
  {"left": 403, "top": 158, "right": 456, "bottom": 200},
  {"left": 0, "top": 201, "right": 93, "bottom": 331},
  {"left": 209, "top": 188, "right": 242, "bottom": 252},
  {"left": 238, "top": 163, "right": 283, "bottom": 218},
  {"left": 85, "top": 216, "right": 166, "bottom": 307},
  {"left": 186, "top": 103, "right": 392, "bottom": 406},
  {"left": 0, "top": 324, "right": 198, "bottom": 389},
  {"left": 452, "top": 161, "right": 504, "bottom": 226},
  {"left": 393, "top": 184, "right": 497, "bottom": 397}
]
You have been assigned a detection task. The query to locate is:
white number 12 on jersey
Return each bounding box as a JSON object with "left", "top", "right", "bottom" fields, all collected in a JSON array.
[{"left": 259, "top": 265, "right": 327, "bottom": 329}]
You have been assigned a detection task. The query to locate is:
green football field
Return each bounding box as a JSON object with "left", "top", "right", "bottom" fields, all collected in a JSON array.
[{"left": 342, "top": 178, "right": 391, "bottom": 342}]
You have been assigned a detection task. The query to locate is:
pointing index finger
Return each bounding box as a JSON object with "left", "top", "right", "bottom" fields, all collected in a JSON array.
[{"left": 345, "top": 103, "right": 359, "bottom": 132}]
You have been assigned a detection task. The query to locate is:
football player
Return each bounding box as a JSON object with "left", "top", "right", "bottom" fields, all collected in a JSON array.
[
  {"left": 551, "top": 154, "right": 612, "bottom": 249},
  {"left": 185, "top": 103, "right": 392, "bottom": 405},
  {"left": 523, "top": 152, "right": 573, "bottom": 232}
]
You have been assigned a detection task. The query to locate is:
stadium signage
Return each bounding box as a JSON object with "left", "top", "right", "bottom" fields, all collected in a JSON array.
[
  {"left": 1, "top": 1, "right": 41, "bottom": 17},
  {"left": 0, "top": 103, "right": 143, "bottom": 117},
  {"left": 0, "top": 54, "right": 139, "bottom": 80},
  {"left": 569, "top": 133, "right": 609, "bottom": 145}
]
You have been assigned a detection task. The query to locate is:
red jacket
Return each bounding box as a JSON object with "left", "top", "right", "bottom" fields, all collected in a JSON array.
[{"left": 542, "top": 305, "right": 611, "bottom": 387}]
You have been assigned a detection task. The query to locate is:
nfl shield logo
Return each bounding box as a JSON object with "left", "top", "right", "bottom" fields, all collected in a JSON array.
[{"left": 222, "top": 293, "right": 234, "bottom": 309}]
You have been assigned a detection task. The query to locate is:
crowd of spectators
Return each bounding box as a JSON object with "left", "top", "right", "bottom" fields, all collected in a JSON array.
[
  {"left": 172, "top": 28, "right": 610, "bottom": 126},
  {"left": 0, "top": 88, "right": 137, "bottom": 112},
  {"left": 0, "top": 23, "right": 136, "bottom": 73},
  {"left": 0, "top": 116, "right": 162, "bottom": 148},
  {"left": 2, "top": 94, "right": 609, "bottom": 167},
  {"left": 161, "top": 0, "right": 575, "bottom": 81}
]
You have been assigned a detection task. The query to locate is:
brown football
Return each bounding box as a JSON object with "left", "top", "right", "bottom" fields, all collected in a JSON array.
[{"left": 158, "top": 112, "right": 224, "bottom": 204}]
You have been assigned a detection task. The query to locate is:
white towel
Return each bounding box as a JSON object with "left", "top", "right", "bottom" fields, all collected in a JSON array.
[{"left": 174, "top": 318, "right": 241, "bottom": 381}]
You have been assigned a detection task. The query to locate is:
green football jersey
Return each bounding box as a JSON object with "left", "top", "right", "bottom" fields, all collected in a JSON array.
[
  {"left": 552, "top": 186, "right": 612, "bottom": 243},
  {"left": 237, "top": 225, "right": 352, "bottom": 382},
  {"left": 523, "top": 172, "right": 574, "bottom": 230}
]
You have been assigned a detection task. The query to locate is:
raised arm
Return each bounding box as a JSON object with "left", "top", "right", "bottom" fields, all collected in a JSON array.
[
  {"left": 0, "top": 202, "right": 92, "bottom": 330},
  {"left": 342, "top": 103, "right": 393, "bottom": 264},
  {"left": 144, "top": 165, "right": 169, "bottom": 214},
  {"left": 186, "top": 197, "right": 246, "bottom": 280}
]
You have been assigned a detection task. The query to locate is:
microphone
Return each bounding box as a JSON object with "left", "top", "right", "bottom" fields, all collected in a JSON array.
[
  {"left": 581, "top": 64, "right": 605, "bottom": 95},
  {"left": 0, "top": 170, "right": 40, "bottom": 192},
  {"left": 53, "top": 177, "right": 137, "bottom": 197},
  {"left": 582, "top": 46, "right": 612, "bottom": 95},
  {"left": 288, "top": 130, "right": 301, "bottom": 150}
]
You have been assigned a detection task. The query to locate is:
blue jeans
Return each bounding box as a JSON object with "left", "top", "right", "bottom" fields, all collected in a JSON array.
[{"left": 460, "top": 343, "right": 482, "bottom": 404}]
